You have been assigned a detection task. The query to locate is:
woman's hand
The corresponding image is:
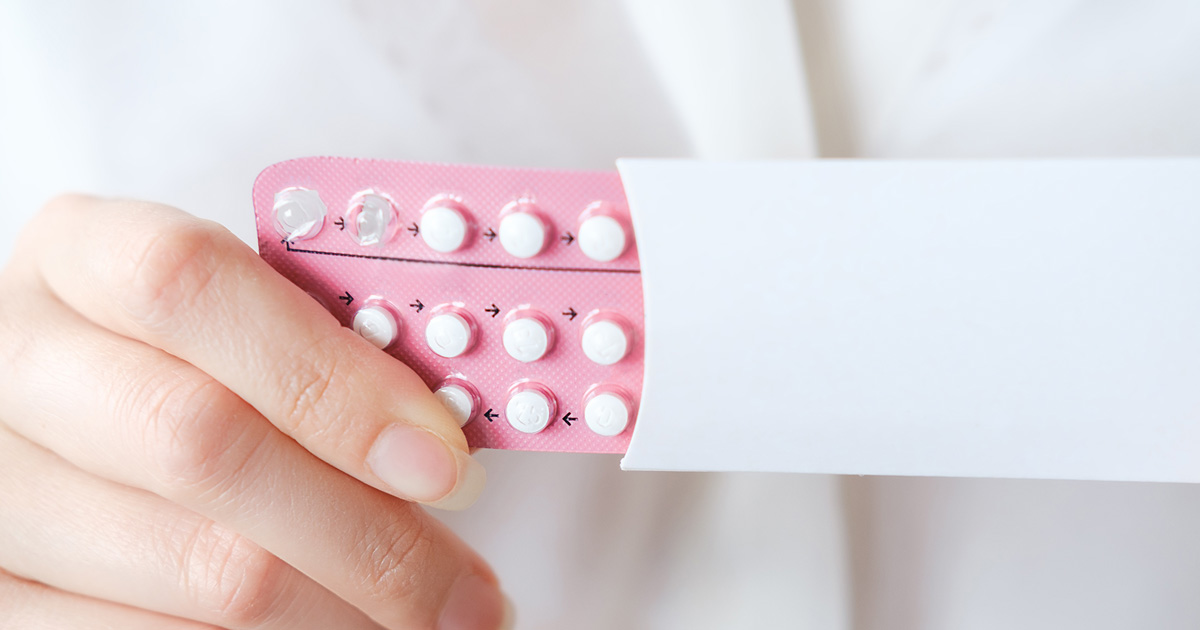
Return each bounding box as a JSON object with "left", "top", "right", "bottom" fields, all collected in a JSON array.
[{"left": 0, "top": 195, "right": 511, "bottom": 629}]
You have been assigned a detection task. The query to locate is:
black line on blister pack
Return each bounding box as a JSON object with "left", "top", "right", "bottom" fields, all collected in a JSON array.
[{"left": 283, "top": 241, "right": 641, "bottom": 274}]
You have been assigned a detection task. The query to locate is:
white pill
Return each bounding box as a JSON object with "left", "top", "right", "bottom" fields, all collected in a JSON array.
[
  {"left": 352, "top": 305, "right": 399, "bottom": 350},
  {"left": 425, "top": 312, "right": 473, "bottom": 358},
  {"left": 435, "top": 384, "right": 475, "bottom": 427},
  {"left": 352, "top": 194, "right": 395, "bottom": 246},
  {"left": 498, "top": 211, "right": 547, "bottom": 259},
  {"left": 585, "top": 393, "right": 630, "bottom": 437},
  {"left": 581, "top": 319, "right": 630, "bottom": 365},
  {"left": 502, "top": 317, "right": 551, "bottom": 362},
  {"left": 420, "top": 206, "right": 469, "bottom": 253},
  {"left": 506, "top": 389, "right": 553, "bottom": 434},
  {"left": 273, "top": 188, "right": 326, "bottom": 241},
  {"left": 578, "top": 215, "right": 627, "bottom": 262}
]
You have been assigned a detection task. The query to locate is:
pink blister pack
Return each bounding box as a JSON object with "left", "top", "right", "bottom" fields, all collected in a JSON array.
[{"left": 253, "top": 157, "right": 644, "bottom": 453}]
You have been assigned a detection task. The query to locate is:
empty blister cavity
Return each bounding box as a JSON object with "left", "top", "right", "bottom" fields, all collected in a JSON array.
[
  {"left": 273, "top": 188, "right": 327, "bottom": 241},
  {"left": 347, "top": 191, "right": 399, "bottom": 246}
]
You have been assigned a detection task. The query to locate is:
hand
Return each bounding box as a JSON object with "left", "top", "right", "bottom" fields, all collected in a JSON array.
[{"left": 0, "top": 196, "right": 512, "bottom": 629}]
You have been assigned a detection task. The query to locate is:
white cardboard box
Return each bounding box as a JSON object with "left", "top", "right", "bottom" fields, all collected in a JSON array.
[{"left": 617, "top": 159, "right": 1200, "bottom": 482}]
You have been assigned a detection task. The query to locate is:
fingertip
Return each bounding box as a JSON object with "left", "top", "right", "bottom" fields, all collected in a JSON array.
[
  {"left": 500, "top": 595, "right": 516, "bottom": 630},
  {"left": 366, "top": 424, "right": 486, "bottom": 509},
  {"left": 437, "top": 573, "right": 510, "bottom": 630},
  {"left": 427, "top": 449, "right": 487, "bottom": 511}
]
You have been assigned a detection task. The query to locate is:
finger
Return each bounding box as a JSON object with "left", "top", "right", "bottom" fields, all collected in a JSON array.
[
  {"left": 21, "top": 195, "right": 482, "bottom": 508},
  {"left": 0, "top": 288, "right": 511, "bottom": 629},
  {"left": 0, "top": 427, "right": 384, "bottom": 630},
  {"left": 0, "top": 570, "right": 220, "bottom": 630}
]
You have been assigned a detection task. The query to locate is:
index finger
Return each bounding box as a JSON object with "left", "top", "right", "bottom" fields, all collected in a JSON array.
[{"left": 23, "top": 195, "right": 484, "bottom": 509}]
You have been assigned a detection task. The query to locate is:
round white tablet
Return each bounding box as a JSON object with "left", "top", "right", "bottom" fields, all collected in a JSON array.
[
  {"left": 352, "top": 305, "right": 399, "bottom": 350},
  {"left": 425, "top": 312, "right": 473, "bottom": 358},
  {"left": 420, "top": 205, "right": 469, "bottom": 253},
  {"left": 273, "top": 188, "right": 326, "bottom": 240},
  {"left": 435, "top": 384, "right": 475, "bottom": 427},
  {"left": 584, "top": 393, "right": 630, "bottom": 436},
  {"left": 581, "top": 319, "right": 630, "bottom": 365},
  {"left": 506, "top": 389, "right": 553, "bottom": 434},
  {"left": 498, "top": 211, "right": 547, "bottom": 259},
  {"left": 578, "top": 215, "right": 627, "bottom": 262},
  {"left": 502, "top": 317, "right": 551, "bottom": 362}
]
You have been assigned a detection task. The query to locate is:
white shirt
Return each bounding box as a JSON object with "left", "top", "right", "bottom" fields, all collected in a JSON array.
[{"left": 2, "top": 2, "right": 1199, "bottom": 628}]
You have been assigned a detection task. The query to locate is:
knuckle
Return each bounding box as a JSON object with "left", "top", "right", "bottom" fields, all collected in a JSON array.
[
  {"left": 277, "top": 345, "right": 349, "bottom": 438},
  {"left": 12, "top": 194, "right": 88, "bottom": 265},
  {"left": 180, "top": 522, "right": 291, "bottom": 628},
  {"left": 0, "top": 308, "right": 32, "bottom": 382},
  {"left": 0, "top": 266, "right": 46, "bottom": 381},
  {"left": 351, "top": 506, "right": 439, "bottom": 605},
  {"left": 39, "top": 192, "right": 96, "bottom": 214},
  {"left": 131, "top": 371, "right": 264, "bottom": 497},
  {"left": 0, "top": 570, "right": 36, "bottom": 623},
  {"left": 34, "top": 193, "right": 97, "bottom": 229},
  {"left": 113, "top": 215, "right": 230, "bottom": 332}
]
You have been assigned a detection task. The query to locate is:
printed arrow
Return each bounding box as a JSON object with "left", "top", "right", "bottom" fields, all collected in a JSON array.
[
  {"left": 561, "top": 231, "right": 576, "bottom": 245},
  {"left": 484, "top": 409, "right": 499, "bottom": 422},
  {"left": 337, "top": 291, "right": 354, "bottom": 306},
  {"left": 561, "top": 412, "right": 578, "bottom": 427},
  {"left": 562, "top": 307, "right": 578, "bottom": 321},
  {"left": 409, "top": 299, "right": 424, "bottom": 313},
  {"left": 407, "top": 222, "right": 420, "bottom": 236},
  {"left": 334, "top": 218, "right": 346, "bottom": 231},
  {"left": 484, "top": 304, "right": 500, "bottom": 318},
  {"left": 483, "top": 228, "right": 497, "bottom": 241}
]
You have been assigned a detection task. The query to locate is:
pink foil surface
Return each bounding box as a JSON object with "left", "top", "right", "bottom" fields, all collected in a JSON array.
[{"left": 253, "top": 157, "right": 644, "bottom": 453}]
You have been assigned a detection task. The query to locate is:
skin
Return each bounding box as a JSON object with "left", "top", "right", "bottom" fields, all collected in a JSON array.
[{"left": 0, "top": 195, "right": 511, "bottom": 630}]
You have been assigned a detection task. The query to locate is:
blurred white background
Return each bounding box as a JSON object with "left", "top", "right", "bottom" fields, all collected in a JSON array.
[{"left": 2, "top": 1, "right": 1199, "bottom": 628}]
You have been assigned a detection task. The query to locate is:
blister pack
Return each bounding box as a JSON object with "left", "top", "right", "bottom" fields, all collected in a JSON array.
[{"left": 253, "top": 157, "right": 644, "bottom": 453}]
